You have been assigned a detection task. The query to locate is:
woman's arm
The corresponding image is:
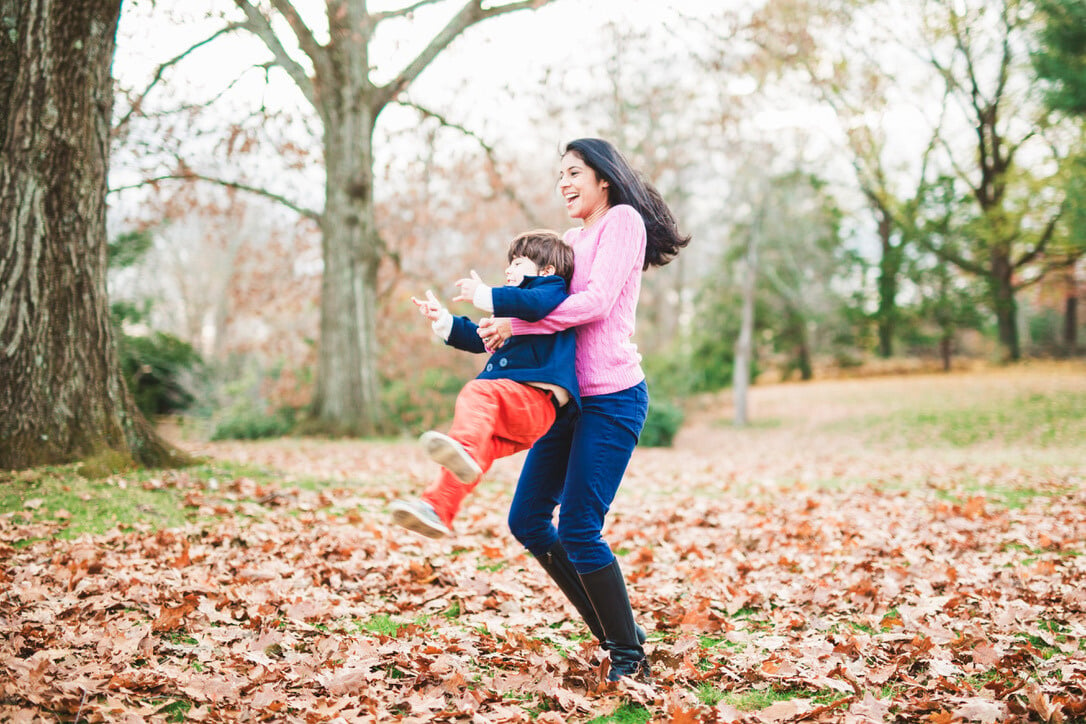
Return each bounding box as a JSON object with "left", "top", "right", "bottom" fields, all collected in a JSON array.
[{"left": 505, "top": 206, "right": 645, "bottom": 334}]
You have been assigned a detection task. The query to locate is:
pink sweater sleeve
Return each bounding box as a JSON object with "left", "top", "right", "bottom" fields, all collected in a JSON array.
[{"left": 510, "top": 207, "right": 644, "bottom": 334}]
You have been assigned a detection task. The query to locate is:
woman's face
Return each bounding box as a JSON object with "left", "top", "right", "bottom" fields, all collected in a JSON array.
[{"left": 558, "top": 151, "right": 610, "bottom": 226}]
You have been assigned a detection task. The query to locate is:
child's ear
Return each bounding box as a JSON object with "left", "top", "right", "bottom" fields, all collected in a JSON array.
[{"left": 540, "top": 264, "right": 556, "bottom": 276}]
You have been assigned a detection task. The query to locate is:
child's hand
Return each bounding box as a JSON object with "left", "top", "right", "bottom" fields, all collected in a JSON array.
[
  {"left": 411, "top": 290, "right": 445, "bottom": 322},
  {"left": 452, "top": 270, "right": 486, "bottom": 303}
]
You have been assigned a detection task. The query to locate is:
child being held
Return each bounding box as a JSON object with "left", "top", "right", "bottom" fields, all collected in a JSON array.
[{"left": 390, "top": 230, "right": 578, "bottom": 538}]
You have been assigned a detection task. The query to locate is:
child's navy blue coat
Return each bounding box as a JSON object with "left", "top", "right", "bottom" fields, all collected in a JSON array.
[{"left": 445, "top": 275, "right": 579, "bottom": 412}]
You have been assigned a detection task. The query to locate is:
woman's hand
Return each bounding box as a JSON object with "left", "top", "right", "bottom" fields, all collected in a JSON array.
[{"left": 477, "top": 316, "right": 512, "bottom": 352}]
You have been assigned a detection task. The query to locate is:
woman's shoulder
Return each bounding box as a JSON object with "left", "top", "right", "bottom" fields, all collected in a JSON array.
[
  {"left": 608, "top": 204, "right": 642, "bottom": 221},
  {"left": 604, "top": 205, "right": 646, "bottom": 233},
  {"left": 604, "top": 205, "right": 645, "bottom": 235},
  {"left": 563, "top": 205, "right": 645, "bottom": 240}
]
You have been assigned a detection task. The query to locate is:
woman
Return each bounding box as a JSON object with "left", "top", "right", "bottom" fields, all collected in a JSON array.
[{"left": 479, "top": 138, "right": 690, "bottom": 681}]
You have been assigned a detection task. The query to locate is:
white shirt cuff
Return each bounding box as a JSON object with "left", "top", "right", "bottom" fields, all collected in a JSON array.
[
  {"left": 431, "top": 309, "right": 453, "bottom": 341},
  {"left": 473, "top": 285, "right": 494, "bottom": 313}
]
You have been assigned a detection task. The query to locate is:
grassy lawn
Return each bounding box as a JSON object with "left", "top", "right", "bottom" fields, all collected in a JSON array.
[{"left": 0, "top": 461, "right": 292, "bottom": 542}]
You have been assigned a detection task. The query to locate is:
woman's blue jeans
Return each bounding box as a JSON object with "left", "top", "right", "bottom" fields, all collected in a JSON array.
[{"left": 508, "top": 380, "right": 648, "bottom": 574}]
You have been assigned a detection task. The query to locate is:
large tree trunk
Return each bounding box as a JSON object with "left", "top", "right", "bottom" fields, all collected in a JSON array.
[
  {"left": 874, "top": 207, "right": 899, "bottom": 358},
  {"left": 733, "top": 225, "right": 759, "bottom": 427},
  {"left": 0, "top": 0, "right": 184, "bottom": 470},
  {"left": 989, "top": 250, "right": 1020, "bottom": 362},
  {"left": 309, "top": 102, "right": 383, "bottom": 435},
  {"left": 1064, "top": 270, "right": 1078, "bottom": 356}
]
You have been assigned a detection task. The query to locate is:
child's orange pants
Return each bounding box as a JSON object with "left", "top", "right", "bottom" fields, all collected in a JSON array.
[{"left": 422, "top": 378, "right": 558, "bottom": 527}]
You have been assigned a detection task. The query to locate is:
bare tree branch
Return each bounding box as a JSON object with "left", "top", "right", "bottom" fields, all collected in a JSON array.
[
  {"left": 108, "top": 174, "right": 321, "bottom": 220},
  {"left": 269, "top": 0, "right": 327, "bottom": 71},
  {"left": 1013, "top": 209, "right": 1063, "bottom": 272},
  {"left": 1014, "top": 248, "right": 1079, "bottom": 289},
  {"left": 374, "top": 0, "right": 554, "bottom": 110},
  {"left": 234, "top": 0, "right": 316, "bottom": 104},
  {"left": 371, "top": 0, "right": 447, "bottom": 22},
  {"left": 116, "top": 62, "right": 276, "bottom": 135},
  {"left": 398, "top": 99, "right": 544, "bottom": 227},
  {"left": 113, "top": 22, "right": 247, "bottom": 133}
]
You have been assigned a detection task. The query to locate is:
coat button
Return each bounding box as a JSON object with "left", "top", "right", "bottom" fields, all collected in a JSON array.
[
  {"left": 486, "top": 363, "right": 493, "bottom": 371},
  {"left": 499, "top": 358, "right": 508, "bottom": 367}
]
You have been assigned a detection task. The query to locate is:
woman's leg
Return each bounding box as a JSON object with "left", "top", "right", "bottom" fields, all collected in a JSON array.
[
  {"left": 509, "top": 410, "right": 634, "bottom": 646},
  {"left": 557, "top": 382, "right": 648, "bottom": 572},
  {"left": 558, "top": 381, "right": 650, "bottom": 681},
  {"left": 507, "top": 407, "right": 574, "bottom": 557}
]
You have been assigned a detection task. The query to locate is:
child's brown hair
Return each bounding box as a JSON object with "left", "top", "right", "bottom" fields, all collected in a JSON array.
[{"left": 507, "top": 230, "right": 574, "bottom": 285}]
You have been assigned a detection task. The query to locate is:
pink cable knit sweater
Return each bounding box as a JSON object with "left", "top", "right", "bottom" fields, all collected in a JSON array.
[{"left": 509, "top": 204, "right": 646, "bottom": 397}]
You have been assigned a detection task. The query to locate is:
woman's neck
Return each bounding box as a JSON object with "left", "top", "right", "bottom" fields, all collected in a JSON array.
[{"left": 581, "top": 204, "right": 610, "bottom": 230}]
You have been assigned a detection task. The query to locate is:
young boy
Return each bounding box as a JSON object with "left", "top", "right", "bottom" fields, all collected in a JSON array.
[{"left": 390, "top": 230, "right": 578, "bottom": 538}]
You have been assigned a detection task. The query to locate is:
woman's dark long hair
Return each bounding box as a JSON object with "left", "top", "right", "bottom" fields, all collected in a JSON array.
[{"left": 564, "top": 138, "right": 691, "bottom": 269}]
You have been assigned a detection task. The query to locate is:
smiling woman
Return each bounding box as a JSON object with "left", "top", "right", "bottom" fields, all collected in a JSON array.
[{"left": 476, "top": 137, "right": 691, "bottom": 683}]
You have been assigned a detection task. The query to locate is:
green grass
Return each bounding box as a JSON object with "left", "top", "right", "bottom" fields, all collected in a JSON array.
[
  {"left": 931, "top": 482, "right": 1068, "bottom": 510},
  {"left": 696, "top": 682, "right": 727, "bottom": 705},
  {"left": 851, "top": 390, "right": 1086, "bottom": 450},
  {"left": 587, "top": 703, "right": 651, "bottom": 724},
  {"left": 0, "top": 462, "right": 295, "bottom": 540},
  {"left": 358, "top": 613, "right": 402, "bottom": 637},
  {"left": 152, "top": 698, "right": 192, "bottom": 723},
  {"left": 725, "top": 688, "right": 796, "bottom": 710}
]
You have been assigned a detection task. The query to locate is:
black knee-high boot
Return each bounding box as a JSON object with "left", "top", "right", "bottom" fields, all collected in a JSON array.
[
  {"left": 537, "top": 542, "right": 646, "bottom": 650},
  {"left": 579, "top": 558, "right": 651, "bottom": 681}
]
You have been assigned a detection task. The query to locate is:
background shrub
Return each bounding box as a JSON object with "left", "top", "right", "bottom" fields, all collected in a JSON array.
[
  {"left": 639, "top": 397, "right": 684, "bottom": 447},
  {"left": 211, "top": 404, "right": 296, "bottom": 441}
]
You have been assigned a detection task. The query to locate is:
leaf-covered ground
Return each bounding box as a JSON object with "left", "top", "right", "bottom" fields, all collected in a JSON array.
[{"left": 2, "top": 364, "right": 1085, "bottom": 722}]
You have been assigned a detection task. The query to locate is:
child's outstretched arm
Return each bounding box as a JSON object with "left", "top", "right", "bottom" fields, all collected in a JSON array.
[
  {"left": 413, "top": 289, "right": 487, "bottom": 354},
  {"left": 411, "top": 289, "right": 444, "bottom": 322},
  {"left": 411, "top": 290, "right": 453, "bottom": 341}
]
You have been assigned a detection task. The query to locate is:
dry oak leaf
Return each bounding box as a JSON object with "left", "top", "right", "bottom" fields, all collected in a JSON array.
[
  {"left": 1024, "top": 681, "right": 1065, "bottom": 724},
  {"left": 758, "top": 698, "right": 812, "bottom": 722},
  {"left": 850, "top": 691, "right": 894, "bottom": 720},
  {"left": 152, "top": 593, "right": 200, "bottom": 632},
  {"left": 952, "top": 697, "right": 1007, "bottom": 723}
]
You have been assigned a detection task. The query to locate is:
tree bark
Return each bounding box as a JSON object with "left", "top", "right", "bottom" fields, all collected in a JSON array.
[
  {"left": 874, "top": 206, "right": 899, "bottom": 358},
  {"left": 989, "top": 249, "right": 1020, "bottom": 361},
  {"left": 310, "top": 101, "right": 383, "bottom": 434},
  {"left": 1064, "top": 270, "right": 1078, "bottom": 356},
  {"left": 939, "top": 334, "right": 952, "bottom": 371},
  {"left": 733, "top": 210, "right": 760, "bottom": 427},
  {"left": 0, "top": 0, "right": 185, "bottom": 470}
]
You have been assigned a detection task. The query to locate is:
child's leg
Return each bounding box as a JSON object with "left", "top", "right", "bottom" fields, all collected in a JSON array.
[
  {"left": 422, "top": 379, "right": 556, "bottom": 526},
  {"left": 448, "top": 379, "right": 556, "bottom": 471}
]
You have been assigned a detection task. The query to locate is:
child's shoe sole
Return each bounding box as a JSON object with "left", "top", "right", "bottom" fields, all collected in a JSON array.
[
  {"left": 419, "top": 431, "right": 482, "bottom": 484},
  {"left": 389, "top": 500, "right": 451, "bottom": 539}
]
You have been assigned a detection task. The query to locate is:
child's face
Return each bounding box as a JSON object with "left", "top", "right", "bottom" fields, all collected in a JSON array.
[{"left": 505, "top": 256, "right": 541, "bottom": 286}]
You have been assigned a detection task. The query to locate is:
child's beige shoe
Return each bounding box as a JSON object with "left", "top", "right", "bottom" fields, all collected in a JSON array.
[
  {"left": 389, "top": 499, "right": 451, "bottom": 539},
  {"left": 419, "top": 431, "right": 482, "bottom": 484}
]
